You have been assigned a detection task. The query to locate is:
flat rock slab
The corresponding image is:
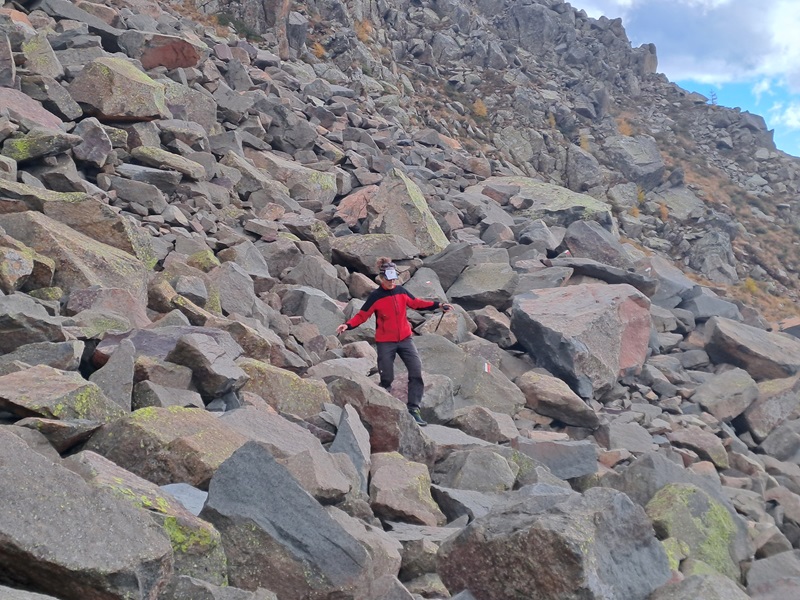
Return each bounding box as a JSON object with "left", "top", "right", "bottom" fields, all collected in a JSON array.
[
  {"left": 0, "top": 429, "right": 173, "bottom": 600},
  {"left": 0, "top": 88, "right": 62, "bottom": 130},
  {"left": 93, "top": 326, "right": 242, "bottom": 367},
  {"left": 467, "top": 176, "right": 613, "bottom": 228},
  {"left": 705, "top": 316, "right": 800, "bottom": 380},
  {"left": 0, "top": 365, "right": 125, "bottom": 422},
  {"left": 512, "top": 436, "right": 598, "bottom": 480}
]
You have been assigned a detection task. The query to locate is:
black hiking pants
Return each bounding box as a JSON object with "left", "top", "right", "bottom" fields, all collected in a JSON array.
[{"left": 376, "top": 337, "right": 424, "bottom": 410}]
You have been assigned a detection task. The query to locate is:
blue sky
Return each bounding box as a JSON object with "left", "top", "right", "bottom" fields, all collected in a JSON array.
[{"left": 571, "top": 0, "right": 800, "bottom": 157}]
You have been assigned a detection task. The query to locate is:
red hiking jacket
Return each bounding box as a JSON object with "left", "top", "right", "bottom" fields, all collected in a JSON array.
[{"left": 344, "top": 286, "right": 441, "bottom": 342}]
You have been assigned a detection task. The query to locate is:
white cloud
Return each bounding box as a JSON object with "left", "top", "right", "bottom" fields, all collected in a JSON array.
[
  {"left": 770, "top": 102, "right": 800, "bottom": 130},
  {"left": 752, "top": 79, "right": 774, "bottom": 105}
]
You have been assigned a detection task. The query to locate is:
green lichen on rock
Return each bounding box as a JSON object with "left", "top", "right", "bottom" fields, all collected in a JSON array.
[
  {"left": 661, "top": 537, "right": 691, "bottom": 571},
  {"left": 187, "top": 249, "right": 220, "bottom": 272},
  {"left": 162, "top": 515, "right": 216, "bottom": 553},
  {"left": 27, "top": 286, "right": 64, "bottom": 301},
  {"left": 646, "top": 483, "right": 739, "bottom": 579}
]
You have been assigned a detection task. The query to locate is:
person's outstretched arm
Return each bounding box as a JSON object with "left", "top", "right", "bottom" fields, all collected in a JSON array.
[{"left": 336, "top": 293, "right": 380, "bottom": 334}]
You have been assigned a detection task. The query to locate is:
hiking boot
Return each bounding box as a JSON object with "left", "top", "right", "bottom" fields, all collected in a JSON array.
[{"left": 409, "top": 408, "right": 427, "bottom": 426}]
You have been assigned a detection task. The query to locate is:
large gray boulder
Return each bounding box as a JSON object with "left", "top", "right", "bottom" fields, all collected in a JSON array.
[
  {"left": 0, "top": 429, "right": 173, "bottom": 600},
  {"left": 365, "top": 169, "right": 448, "bottom": 257},
  {"left": 437, "top": 487, "right": 671, "bottom": 600},
  {"left": 200, "top": 441, "right": 392, "bottom": 599},
  {"left": 705, "top": 316, "right": 800, "bottom": 380},
  {"left": 447, "top": 263, "right": 518, "bottom": 311},
  {"left": 745, "top": 376, "right": 800, "bottom": 442},
  {"left": 603, "top": 135, "right": 665, "bottom": 190},
  {"left": 693, "top": 367, "right": 758, "bottom": 421},
  {"left": 562, "top": 220, "right": 634, "bottom": 270},
  {"left": 511, "top": 284, "right": 651, "bottom": 398},
  {"left": 413, "top": 335, "right": 525, "bottom": 416},
  {"left": 280, "top": 286, "right": 345, "bottom": 337},
  {"left": 0, "top": 294, "right": 67, "bottom": 354}
]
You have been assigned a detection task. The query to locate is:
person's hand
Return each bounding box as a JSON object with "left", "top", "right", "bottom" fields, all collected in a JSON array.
[
  {"left": 441, "top": 303, "right": 453, "bottom": 312},
  {"left": 336, "top": 324, "right": 348, "bottom": 335}
]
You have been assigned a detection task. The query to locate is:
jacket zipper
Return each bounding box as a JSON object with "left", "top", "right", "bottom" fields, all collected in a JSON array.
[{"left": 393, "top": 290, "right": 401, "bottom": 342}]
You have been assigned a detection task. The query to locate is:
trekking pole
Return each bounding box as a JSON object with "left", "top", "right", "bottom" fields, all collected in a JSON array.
[{"left": 434, "top": 303, "right": 448, "bottom": 332}]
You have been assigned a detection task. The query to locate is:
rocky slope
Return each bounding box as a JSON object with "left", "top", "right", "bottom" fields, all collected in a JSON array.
[{"left": 2, "top": 0, "right": 800, "bottom": 599}]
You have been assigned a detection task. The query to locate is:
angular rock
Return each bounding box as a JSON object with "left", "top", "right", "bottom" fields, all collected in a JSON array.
[
  {"left": 326, "top": 373, "right": 433, "bottom": 466},
  {"left": 165, "top": 333, "right": 248, "bottom": 401},
  {"left": 467, "top": 176, "right": 613, "bottom": 229},
  {"left": 245, "top": 149, "right": 337, "bottom": 206},
  {"left": 65, "top": 450, "right": 227, "bottom": 585},
  {"left": 280, "top": 285, "right": 345, "bottom": 337},
  {"left": 649, "top": 574, "right": 750, "bottom": 600},
  {"left": 438, "top": 487, "right": 671, "bottom": 600},
  {"left": 0, "top": 211, "right": 150, "bottom": 303},
  {"left": 646, "top": 483, "right": 741, "bottom": 579},
  {"left": 512, "top": 436, "right": 598, "bottom": 480},
  {"left": 516, "top": 370, "right": 600, "bottom": 429},
  {"left": 447, "top": 263, "right": 518, "bottom": 310},
  {"left": 15, "top": 418, "right": 100, "bottom": 453},
  {"left": 366, "top": 169, "right": 448, "bottom": 257},
  {"left": 705, "top": 316, "right": 800, "bottom": 380},
  {"left": 693, "top": 367, "right": 758, "bottom": 422},
  {"left": 118, "top": 30, "right": 207, "bottom": 70},
  {"left": 200, "top": 441, "right": 385, "bottom": 598},
  {"left": 72, "top": 118, "right": 113, "bottom": 168},
  {"left": 0, "top": 340, "right": 83, "bottom": 375},
  {"left": 370, "top": 452, "right": 446, "bottom": 526},
  {"left": 433, "top": 448, "right": 517, "bottom": 493},
  {"left": 331, "top": 233, "right": 420, "bottom": 275},
  {"left": 2, "top": 128, "right": 82, "bottom": 164},
  {"left": 330, "top": 404, "right": 372, "bottom": 495},
  {"left": 89, "top": 338, "right": 135, "bottom": 411},
  {"left": 0, "top": 429, "right": 173, "bottom": 600},
  {"left": 0, "top": 88, "right": 62, "bottom": 130},
  {"left": 667, "top": 426, "right": 729, "bottom": 469},
  {"left": 221, "top": 406, "right": 350, "bottom": 503},
  {"left": 0, "top": 294, "right": 67, "bottom": 354},
  {"left": 237, "top": 358, "right": 330, "bottom": 418},
  {"left": 563, "top": 220, "right": 635, "bottom": 270},
  {"left": 604, "top": 134, "right": 665, "bottom": 190},
  {"left": 68, "top": 57, "right": 170, "bottom": 121},
  {"left": 744, "top": 376, "right": 800, "bottom": 442},
  {"left": 132, "top": 381, "right": 203, "bottom": 410},
  {"left": 86, "top": 406, "right": 250, "bottom": 488},
  {"left": 449, "top": 406, "right": 519, "bottom": 444},
  {"left": 0, "top": 365, "right": 125, "bottom": 422},
  {"left": 511, "top": 284, "right": 651, "bottom": 398}
]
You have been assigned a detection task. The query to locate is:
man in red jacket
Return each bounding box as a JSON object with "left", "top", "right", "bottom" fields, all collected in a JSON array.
[{"left": 336, "top": 258, "right": 452, "bottom": 426}]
